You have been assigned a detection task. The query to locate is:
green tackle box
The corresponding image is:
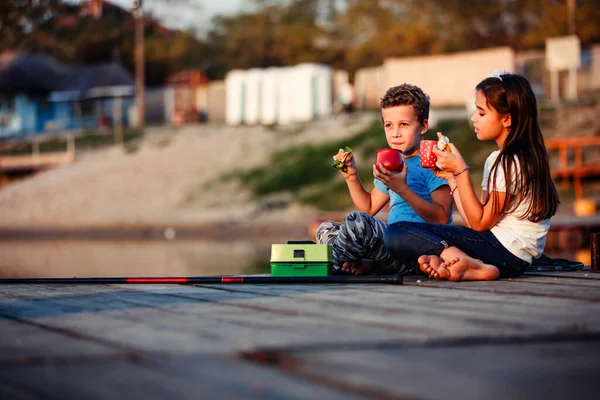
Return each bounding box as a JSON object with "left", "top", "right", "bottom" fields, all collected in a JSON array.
[{"left": 270, "top": 241, "right": 333, "bottom": 277}]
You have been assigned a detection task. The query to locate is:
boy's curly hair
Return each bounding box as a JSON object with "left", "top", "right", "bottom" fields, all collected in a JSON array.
[{"left": 380, "top": 84, "right": 430, "bottom": 124}]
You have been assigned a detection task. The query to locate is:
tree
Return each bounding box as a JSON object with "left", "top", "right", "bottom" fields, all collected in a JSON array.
[{"left": 0, "top": 0, "right": 66, "bottom": 51}]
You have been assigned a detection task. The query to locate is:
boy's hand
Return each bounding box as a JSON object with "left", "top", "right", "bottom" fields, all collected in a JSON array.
[
  {"left": 432, "top": 168, "right": 454, "bottom": 181},
  {"left": 432, "top": 144, "right": 467, "bottom": 175},
  {"left": 333, "top": 151, "right": 358, "bottom": 179},
  {"left": 373, "top": 161, "right": 408, "bottom": 194}
]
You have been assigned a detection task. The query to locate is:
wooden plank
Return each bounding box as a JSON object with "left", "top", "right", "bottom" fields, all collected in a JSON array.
[
  {"left": 0, "top": 286, "right": 412, "bottom": 353},
  {"left": 2, "top": 282, "right": 599, "bottom": 359},
  {"left": 525, "top": 270, "right": 600, "bottom": 280},
  {"left": 0, "top": 319, "right": 126, "bottom": 363},
  {"left": 546, "top": 136, "right": 600, "bottom": 147},
  {"left": 2, "top": 283, "right": 596, "bottom": 353},
  {"left": 513, "top": 275, "right": 600, "bottom": 287},
  {"left": 399, "top": 276, "right": 600, "bottom": 300},
  {"left": 282, "top": 340, "right": 600, "bottom": 400},
  {"left": 0, "top": 283, "right": 130, "bottom": 301},
  {"left": 1, "top": 281, "right": 599, "bottom": 399},
  {"left": 0, "top": 152, "right": 74, "bottom": 173},
  {"left": 188, "top": 284, "right": 600, "bottom": 334},
  {"left": 0, "top": 353, "right": 368, "bottom": 400}
]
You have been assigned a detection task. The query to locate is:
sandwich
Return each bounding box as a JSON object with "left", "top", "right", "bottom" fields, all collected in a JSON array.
[
  {"left": 332, "top": 146, "right": 353, "bottom": 172},
  {"left": 436, "top": 132, "right": 451, "bottom": 152}
]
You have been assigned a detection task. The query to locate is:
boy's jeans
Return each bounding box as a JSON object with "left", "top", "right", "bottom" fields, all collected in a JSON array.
[{"left": 384, "top": 221, "right": 530, "bottom": 278}]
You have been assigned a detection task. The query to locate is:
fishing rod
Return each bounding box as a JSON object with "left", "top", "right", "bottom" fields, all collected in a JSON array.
[{"left": 0, "top": 275, "right": 403, "bottom": 285}]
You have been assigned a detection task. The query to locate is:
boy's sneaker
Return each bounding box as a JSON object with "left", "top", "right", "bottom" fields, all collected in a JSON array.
[{"left": 315, "top": 220, "right": 340, "bottom": 245}]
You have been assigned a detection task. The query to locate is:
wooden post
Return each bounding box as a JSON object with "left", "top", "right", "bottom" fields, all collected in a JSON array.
[
  {"left": 550, "top": 70, "right": 559, "bottom": 103},
  {"left": 591, "top": 231, "right": 600, "bottom": 272},
  {"left": 567, "top": 67, "right": 578, "bottom": 101},
  {"left": 559, "top": 145, "right": 569, "bottom": 190},
  {"left": 113, "top": 96, "right": 123, "bottom": 145},
  {"left": 67, "top": 135, "right": 75, "bottom": 158},
  {"left": 567, "top": 0, "right": 576, "bottom": 35},
  {"left": 134, "top": 8, "right": 145, "bottom": 128},
  {"left": 32, "top": 139, "right": 40, "bottom": 166},
  {"left": 574, "top": 145, "right": 583, "bottom": 198}
]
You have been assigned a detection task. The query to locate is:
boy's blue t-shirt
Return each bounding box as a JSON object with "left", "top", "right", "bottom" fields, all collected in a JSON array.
[{"left": 373, "top": 155, "right": 449, "bottom": 225}]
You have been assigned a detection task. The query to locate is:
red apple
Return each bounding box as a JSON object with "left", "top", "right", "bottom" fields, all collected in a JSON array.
[{"left": 376, "top": 148, "right": 404, "bottom": 172}]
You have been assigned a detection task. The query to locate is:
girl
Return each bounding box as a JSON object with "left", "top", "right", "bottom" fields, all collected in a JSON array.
[{"left": 383, "top": 73, "right": 560, "bottom": 281}]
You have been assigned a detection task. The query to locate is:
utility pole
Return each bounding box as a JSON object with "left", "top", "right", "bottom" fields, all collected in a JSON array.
[
  {"left": 567, "top": 0, "right": 576, "bottom": 35},
  {"left": 133, "top": 0, "right": 145, "bottom": 128}
]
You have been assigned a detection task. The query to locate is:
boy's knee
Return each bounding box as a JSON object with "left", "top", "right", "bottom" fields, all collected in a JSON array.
[
  {"left": 341, "top": 211, "right": 377, "bottom": 238},
  {"left": 345, "top": 211, "right": 370, "bottom": 222},
  {"left": 315, "top": 220, "right": 340, "bottom": 245}
]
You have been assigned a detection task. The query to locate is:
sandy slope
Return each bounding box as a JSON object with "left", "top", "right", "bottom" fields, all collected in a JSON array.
[{"left": 0, "top": 114, "right": 376, "bottom": 228}]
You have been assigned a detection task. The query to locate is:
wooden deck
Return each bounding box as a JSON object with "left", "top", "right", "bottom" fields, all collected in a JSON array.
[
  {"left": 0, "top": 134, "right": 76, "bottom": 174},
  {"left": 1, "top": 270, "right": 599, "bottom": 399}
]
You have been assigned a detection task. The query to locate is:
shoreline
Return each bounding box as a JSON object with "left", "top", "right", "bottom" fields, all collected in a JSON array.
[{"left": 0, "top": 219, "right": 312, "bottom": 242}]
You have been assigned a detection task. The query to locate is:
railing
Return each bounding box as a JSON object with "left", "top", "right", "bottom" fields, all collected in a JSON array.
[
  {"left": 545, "top": 135, "right": 600, "bottom": 199},
  {"left": 0, "top": 134, "right": 76, "bottom": 174}
]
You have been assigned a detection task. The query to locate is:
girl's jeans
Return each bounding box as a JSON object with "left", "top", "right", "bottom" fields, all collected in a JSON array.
[{"left": 384, "top": 222, "right": 530, "bottom": 278}]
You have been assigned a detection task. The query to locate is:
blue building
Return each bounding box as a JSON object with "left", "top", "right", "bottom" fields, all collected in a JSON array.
[
  {"left": 0, "top": 52, "right": 135, "bottom": 139},
  {"left": 50, "top": 62, "right": 135, "bottom": 131},
  {"left": 0, "top": 52, "right": 69, "bottom": 138}
]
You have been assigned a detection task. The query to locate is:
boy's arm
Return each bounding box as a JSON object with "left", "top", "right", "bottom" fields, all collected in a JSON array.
[
  {"left": 337, "top": 152, "right": 389, "bottom": 215},
  {"left": 345, "top": 175, "right": 390, "bottom": 215},
  {"left": 374, "top": 163, "right": 452, "bottom": 224}
]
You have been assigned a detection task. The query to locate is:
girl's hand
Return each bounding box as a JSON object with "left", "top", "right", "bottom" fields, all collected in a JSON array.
[
  {"left": 432, "top": 143, "right": 467, "bottom": 175},
  {"left": 373, "top": 161, "right": 408, "bottom": 194},
  {"left": 335, "top": 152, "right": 358, "bottom": 179}
]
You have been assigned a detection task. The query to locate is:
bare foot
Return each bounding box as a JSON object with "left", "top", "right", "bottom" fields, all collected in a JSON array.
[
  {"left": 418, "top": 255, "right": 450, "bottom": 280},
  {"left": 441, "top": 256, "right": 499, "bottom": 281},
  {"left": 341, "top": 260, "right": 375, "bottom": 276}
]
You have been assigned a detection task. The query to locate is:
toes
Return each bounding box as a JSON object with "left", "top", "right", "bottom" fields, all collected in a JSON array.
[{"left": 418, "top": 255, "right": 430, "bottom": 265}]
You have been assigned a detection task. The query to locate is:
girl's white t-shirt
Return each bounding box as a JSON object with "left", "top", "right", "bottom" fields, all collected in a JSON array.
[{"left": 481, "top": 151, "right": 550, "bottom": 263}]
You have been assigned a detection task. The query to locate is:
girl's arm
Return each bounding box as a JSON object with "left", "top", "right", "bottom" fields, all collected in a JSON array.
[
  {"left": 447, "top": 177, "right": 471, "bottom": 228},
  {"left": 453, "top": 170, "right": 508, "bottom": 231},
  {"left": 433, "top": 145, "right": 509, "bottom": 231}
]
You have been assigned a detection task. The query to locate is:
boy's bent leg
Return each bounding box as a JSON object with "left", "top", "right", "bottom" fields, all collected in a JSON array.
[{"left": 334, "top": 212, "right": 406, "bottom": 275}]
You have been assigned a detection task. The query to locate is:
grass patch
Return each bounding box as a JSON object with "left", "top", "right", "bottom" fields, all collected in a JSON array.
[
  {"left": 237, "top": 119, "right": 387, "bottom": 197},
  {"left": 1, "top": 128, "right": 145, "bottom": 155}
]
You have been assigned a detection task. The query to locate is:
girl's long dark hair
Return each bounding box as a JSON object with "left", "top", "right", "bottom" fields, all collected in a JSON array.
[{"left": 476, "top": 74, "right": 559, "bottom": 222}]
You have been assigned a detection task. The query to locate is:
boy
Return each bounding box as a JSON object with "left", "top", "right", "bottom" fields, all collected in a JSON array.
[{"left": 316, "top": 84, "right": 453, "bottom": 275}]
